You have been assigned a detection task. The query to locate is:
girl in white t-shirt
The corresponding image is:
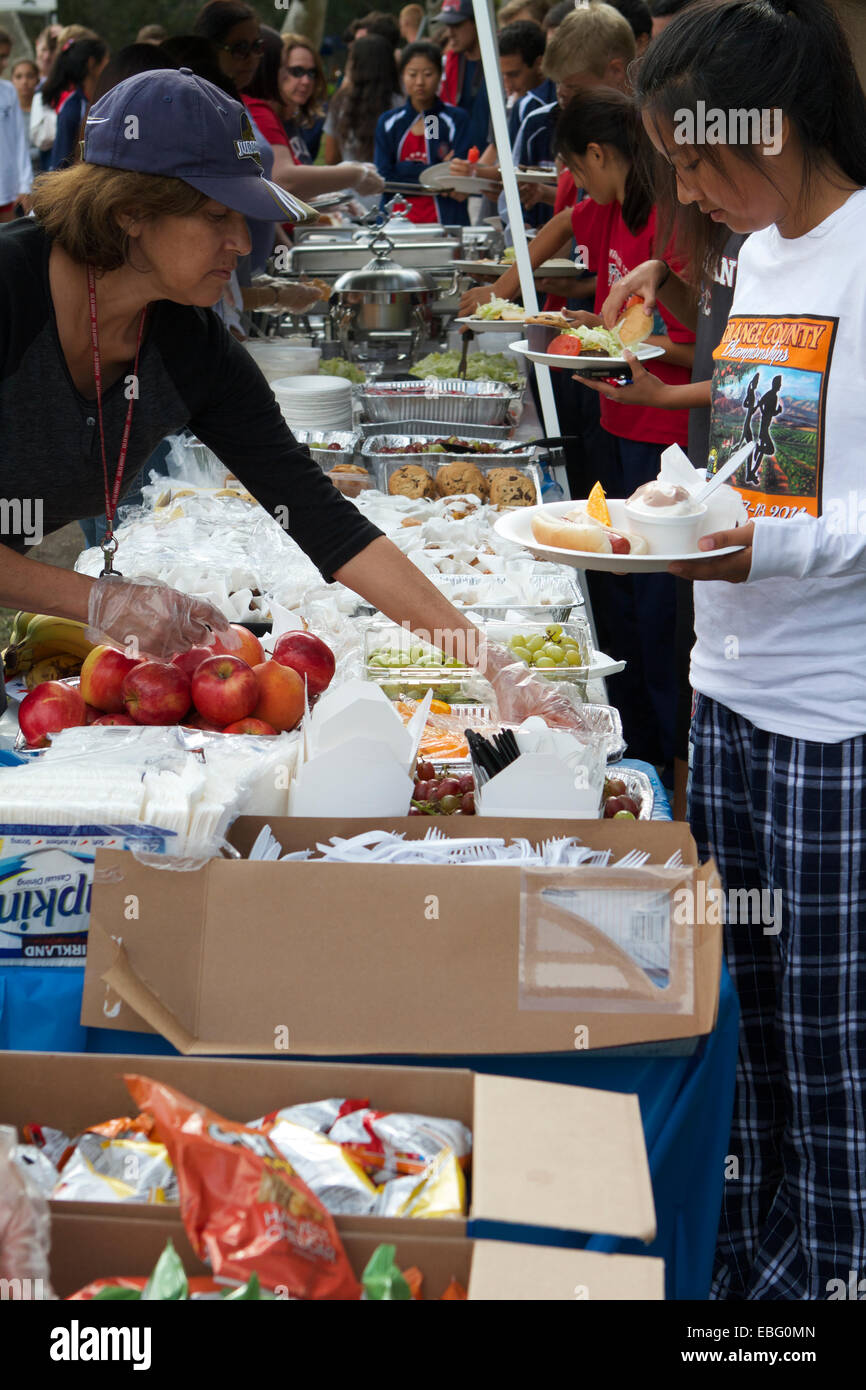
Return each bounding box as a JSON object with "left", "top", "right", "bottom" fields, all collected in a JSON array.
[{"left": 636, "top": 0, "right": 866, "bottom": 1301}]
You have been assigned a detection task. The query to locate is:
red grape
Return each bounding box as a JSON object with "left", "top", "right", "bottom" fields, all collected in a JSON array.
[
  {"left": 414, "top": 781, "right": 430, "bottom": 801},
  {"left": 439, "top": 794, "right": 461, "bottom": 814},
  {"left": 457, "top": 774, "right": 474, "bottom": 794},
  {"left": 416, "top": 760, "right": 436, "bottom": 781},
  {"left": 427, "top": 783, "right": 443, "bottom": 802},
  {"left": 437, "top": 777, "right": 461, "bottom": 797},
  {"left": 408, "top": 806, "right": 423, "bottom": 816},
  {"left": 461, "top": 792, "right": 475, "bottom": 814}
]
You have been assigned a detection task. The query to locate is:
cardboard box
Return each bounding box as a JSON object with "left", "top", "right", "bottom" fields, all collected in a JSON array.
[
  {"left": 81, "top": 817, "right": 722, "bottom": 1055},
  {"left": 3, "top": 1051, "right": 663, "bottom": 1300}
]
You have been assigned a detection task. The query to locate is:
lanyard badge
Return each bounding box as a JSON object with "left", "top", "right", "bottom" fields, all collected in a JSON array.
[{"left": 87, "top": 263, "right": 147, "bottom": 578}]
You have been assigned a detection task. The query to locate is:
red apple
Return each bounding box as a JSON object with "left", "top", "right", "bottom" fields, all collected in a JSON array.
[
  {"left": 19, "top": 681, "right": 87, "bottom": 748},
  {"left": 171, "top": 646, "right": 214, "bottom": 681},
  {"left": 222, "top": 717, "right": 278, "bottom": 735},
  {"left": 79, "top": 645, "right": 142, "bottom": 713},
  {"left": 272, "top": 631, "right": 335, "bottom": 698},
  {"left": 84, "top": 703, "right": 102, "bottom": 725},
  {"left": 191, "top": 655, "right": 258, "bottom": 725},
  {"left": 92, "top": 713, "right": 138, "bottom": 726},
  {"left": 122, "top": 661, "right": 191, "bottom": 725},
  {"left": 211, "top": 624, "right": 264, "bottom": 668}
]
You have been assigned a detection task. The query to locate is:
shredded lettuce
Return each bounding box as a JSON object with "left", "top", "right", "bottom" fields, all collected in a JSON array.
[
  {"left": 474, "top": 296, "right": 524, "bottom": 321},
  {"left": 409, "top": 350, "right": 524, "bottom": 385},
  {"left": 318, "top": 357, "right": 366, "bottom": 384}
]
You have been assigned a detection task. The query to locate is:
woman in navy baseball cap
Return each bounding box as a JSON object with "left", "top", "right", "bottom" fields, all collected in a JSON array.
[{"left": 0, "top": 67, "right": 528, "bottom": 690}]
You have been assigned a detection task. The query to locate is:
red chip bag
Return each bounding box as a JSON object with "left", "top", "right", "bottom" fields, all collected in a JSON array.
[{"left": 125, "top": 1075, "right": 361, "bottom": 1301}]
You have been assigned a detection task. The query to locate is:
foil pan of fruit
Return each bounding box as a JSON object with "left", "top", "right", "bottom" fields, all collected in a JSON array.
[
  {"left": 361, "top": 434, "right": 536, "bottom": 467},
  {"left": 359, "top": 417, "right": 513, "bottom": 440},
  {"left": 358, "top": 379, "right": 522, "bottom": 427},
  {"left": 410, "top": 760, "right": 476, "bottom": 816},
  {"left": 293, "top": 429, "right": 361, "bottom": 463},
  {"left": 602, "top": 766, "right": 654, "bottom": 820}
]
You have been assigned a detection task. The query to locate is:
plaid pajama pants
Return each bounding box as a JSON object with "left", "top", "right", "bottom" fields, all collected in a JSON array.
[{"left": 688, "top": 693, "right": 866, "bottom": 1301}]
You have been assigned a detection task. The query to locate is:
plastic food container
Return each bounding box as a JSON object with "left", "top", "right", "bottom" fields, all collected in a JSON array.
[
  {"left": 364, "top": 624, "right": 481, "bottom": 703},
  {"left": 359, "top": 379, "right": 522, "bottom": 427},
  {"left": 622, "top": 498, "right": 708, "bottom": 555},
  {"left": 482, "top": 617, "right": 593, "bottom": 696}
]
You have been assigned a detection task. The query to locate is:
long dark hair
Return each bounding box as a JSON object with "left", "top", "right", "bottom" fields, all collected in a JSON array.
[
  {"left": 332, "top": 35, "right": 398, "bottom": 160},
  {"left": 91, "top": 44, "right": 176, "bottom": 105},
  {"left": 637, "top": 0, "right": 866, "bottom": 280},
  {"left": 555, "top": 89, "right": 655, "bottom": 235},
  {"left": 244, "top": 24, "right": 283, "bottom": 102},
  {"left": 193, "top": 1, "right": 256, "bottom": 44},
  {"left": 160, "top": 34, "right": 238, "bottom": 98},
  {"left": 43, "top": 37, "right": 108, "bottom": 108}
]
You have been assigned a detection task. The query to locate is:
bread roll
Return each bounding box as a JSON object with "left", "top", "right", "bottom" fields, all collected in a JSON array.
[
  {"left": 531, "top": 508, "right": 649, "bottom": 555},
  {"left": 617, "top": 298, "right": 654, "bottom": 347}
]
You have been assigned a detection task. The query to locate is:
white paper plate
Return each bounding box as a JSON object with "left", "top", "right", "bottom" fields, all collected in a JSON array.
[
  {"left": 495, "top": 498, "right": 746, "bottom": 573},
  {"left": 452, "top": 259, "right": 510, "bottom": 277},
  {"left": 510, "top": 339, "right": 666, "bottom": 373},
  {"left": 535, "top": 259, "right": 586, "bottom": 280},
  {"left": 455, "top": 316, "right": 526, "bottom": 333},
  {"left": 419, "top": 162, "right": 503, "bottom": 195}
]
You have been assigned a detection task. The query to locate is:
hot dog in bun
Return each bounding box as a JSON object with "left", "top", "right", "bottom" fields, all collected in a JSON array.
[{"left": 531, "top": 506, "right": 649, "bottom": 556}]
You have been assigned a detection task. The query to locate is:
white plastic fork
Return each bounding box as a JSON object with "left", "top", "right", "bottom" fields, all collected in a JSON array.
[
  {"left": 612, "top": 849, "right": 651, "bottom": 869},
  {"left": 664, "top": 849, "right": 684, "bottom": 868}
]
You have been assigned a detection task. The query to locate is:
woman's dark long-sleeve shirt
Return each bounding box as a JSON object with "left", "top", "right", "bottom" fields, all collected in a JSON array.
[{"left": 0, "top": 219, "right": 382, "bottom": 576}]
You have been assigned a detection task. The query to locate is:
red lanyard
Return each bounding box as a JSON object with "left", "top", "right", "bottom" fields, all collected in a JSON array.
[{"left": 86, "top": 263, "right": 147, "bottom": 575}]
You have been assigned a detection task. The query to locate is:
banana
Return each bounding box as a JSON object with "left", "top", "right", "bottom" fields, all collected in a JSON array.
[
  {"left": 4, "top": 616, "right": 94, "bottom": 677},
  {"left": 9, "top": 611, "right": 36, "bottom": 645},
  {"left": 24, "top": 653, "right": 84, "bottom": 691}
]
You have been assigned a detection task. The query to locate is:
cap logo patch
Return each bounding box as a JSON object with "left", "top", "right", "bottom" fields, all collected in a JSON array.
[{"left": 235, "top": 114, "right": 263, "bottom": 167}]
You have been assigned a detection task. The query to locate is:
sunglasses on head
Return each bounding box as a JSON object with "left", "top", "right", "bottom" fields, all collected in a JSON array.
[
  {"left": 220, "top": 37, "right": 265, "bottom": 58},
  {"left": 285, "top": 64, "right": 316, "bottom": 78}
]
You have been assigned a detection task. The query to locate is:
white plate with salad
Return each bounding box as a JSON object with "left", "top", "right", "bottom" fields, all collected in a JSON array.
[
  {"left": 458, "top": 297, "right": 526, "bottom": 330},
  {"left": 511, "top": 334, "right": 665, "bottom": 373}
]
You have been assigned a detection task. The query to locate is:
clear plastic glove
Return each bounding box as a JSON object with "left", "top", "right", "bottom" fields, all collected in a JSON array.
[
  {"left": 346, "top": 162, "right": 384, "bottom": 197},
  {"left": 87, "top": 578, "right": 241, "bottom": 661},
  {"left": 482, "top": 642, "right": 586, "bottom": 731}
]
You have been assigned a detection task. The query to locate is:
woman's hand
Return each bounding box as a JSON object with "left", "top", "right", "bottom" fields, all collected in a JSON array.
[
  {"left": 459, "top": 283, "right": 497, "bottom": 316},
  {"left": 668, "top": 523, "right": 754, "bottom": 583},
  {"left": 572, "top": 349, "right": 670, "bottom": 405},
  {"left": 87, "top": 579, "right": 241, "bottom": 661},
  {"left": 600, "top": 260, "right": 667, "bottom": 328}
]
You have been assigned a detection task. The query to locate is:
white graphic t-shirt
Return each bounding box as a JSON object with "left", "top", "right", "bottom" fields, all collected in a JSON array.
[{"left": 692, "top": 188, "right": 866, "bottom": 742}]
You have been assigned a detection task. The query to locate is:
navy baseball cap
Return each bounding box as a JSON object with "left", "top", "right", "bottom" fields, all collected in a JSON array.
[
  {"left": 435, "top": 0, "right": 475, "bottom": 23},
  {"left": 83, "top": 68, "right": 317, "bottom": 224}
]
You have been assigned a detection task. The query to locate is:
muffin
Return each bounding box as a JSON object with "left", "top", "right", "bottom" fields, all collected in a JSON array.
[
  {"left": 434, "top": 462, "right": 489, "bottom": 501},
  {"left": 389, "top": 464, "right": 436, "bottom": 499},
  {"left": 486, "top": 467, "right": 537, "bottom": 507}
]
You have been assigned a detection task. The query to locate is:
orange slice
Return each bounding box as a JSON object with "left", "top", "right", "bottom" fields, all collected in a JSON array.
[{"left": 586, "top": 481, "right": 612, "bottom": 527}]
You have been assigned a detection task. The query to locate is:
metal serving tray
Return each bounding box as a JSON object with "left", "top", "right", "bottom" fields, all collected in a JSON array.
[
  {"left": 361, "top": 433, "right": 537, "bottom": 467},
  {"left": 359, "top": 417, "right": 513, "bottom": 440},
  {"left": 293, "top": 428, "right": 361, "bottom": 463},
  {"left": 285, "top": 240, "right": 460, "bottom": 275},
  {"left": 368, "top": 451, "right": 542, "bottom": 503},
  {"left": 359, "top": 378, "right": 523, "bottom": 426}
]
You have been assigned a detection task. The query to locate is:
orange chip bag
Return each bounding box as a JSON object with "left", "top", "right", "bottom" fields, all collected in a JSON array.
[
  {"left": 125, "top": 1075, "right": 361, "bottom": 1301},
  {"left": 441, "top": 1277, "right": 468, "bottom": 1300}
]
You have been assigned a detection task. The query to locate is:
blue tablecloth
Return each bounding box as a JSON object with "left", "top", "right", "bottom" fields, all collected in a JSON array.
[
  {"left": 0, "top": 958, "right": 737, "bottom": 1300},
  {"left": 1, "top": 765, "right": 737, "bottom": 1299}
]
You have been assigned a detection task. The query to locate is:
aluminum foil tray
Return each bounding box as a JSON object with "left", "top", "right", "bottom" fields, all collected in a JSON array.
[
  {"left": 361, "top": 434, "right": 536, "bottom": 467},
  {"left": 359, "top": 378, "right": 522, "bottom": 426},
  {"left": 359, "top": 417, "right": 513, "bottom": 440},
  {"left": 293, "top": 428, "right": 361, "bottom": 463}
]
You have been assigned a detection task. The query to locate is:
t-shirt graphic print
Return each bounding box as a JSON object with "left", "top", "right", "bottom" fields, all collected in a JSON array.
[{"left": 709, "top": 314, "right": 838, "bottom": 521}]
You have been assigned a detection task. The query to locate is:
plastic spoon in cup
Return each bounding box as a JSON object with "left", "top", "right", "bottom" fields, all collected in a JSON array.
[{"left": 692, "top": 442, "right": 755, "bottom": 505}]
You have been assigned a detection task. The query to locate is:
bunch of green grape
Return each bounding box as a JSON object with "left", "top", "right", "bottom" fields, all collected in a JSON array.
[
  {"left": 506, "top": 625, "right": 586, "bottom": 670},
  {"left": 368, "top": 644, "right": 465, "bottom": 671}
]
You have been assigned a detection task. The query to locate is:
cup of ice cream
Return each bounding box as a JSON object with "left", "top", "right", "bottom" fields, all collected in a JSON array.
[{"left": 623, "top": 480, "right": 707, "bottom": 554}]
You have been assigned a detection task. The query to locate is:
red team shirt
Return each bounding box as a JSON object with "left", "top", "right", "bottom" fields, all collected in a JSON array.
[
  {"left": 571, "top": 198, "right": 694, "bottom": 447},
  {"left": 398, "top": 125, "right": 438, "bottom": 224}
]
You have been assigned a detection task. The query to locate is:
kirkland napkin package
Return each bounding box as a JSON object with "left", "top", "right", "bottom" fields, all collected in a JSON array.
[{"left": 0, "top": 824, "right": 176, "bottom": 966}]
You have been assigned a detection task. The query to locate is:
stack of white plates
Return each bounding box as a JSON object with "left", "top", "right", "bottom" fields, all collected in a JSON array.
[
  {"left": 271, "top": 374, "right": 354, "bottom": 430},
  {"left": 245, "top": 342, "right": 322, "bottom": 381}
]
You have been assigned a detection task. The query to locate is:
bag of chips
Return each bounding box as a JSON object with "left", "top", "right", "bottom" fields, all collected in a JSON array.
[{"left": 125, "top": 1075, "right": 361, "bottom": 1301}]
